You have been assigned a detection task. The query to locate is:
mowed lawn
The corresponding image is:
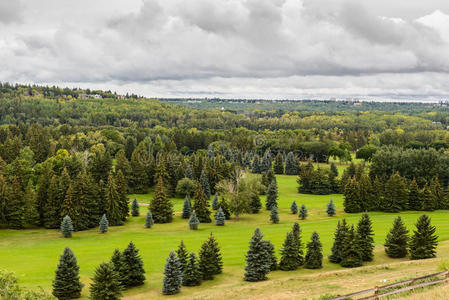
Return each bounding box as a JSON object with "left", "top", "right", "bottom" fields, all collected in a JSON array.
[{"left": 1, "top": 175, "right": 449, "bottom": 299}]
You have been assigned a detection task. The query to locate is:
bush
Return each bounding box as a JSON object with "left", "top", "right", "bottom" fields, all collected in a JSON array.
[{"left": 176, "top": 178, "right": 196, "bottom": 197}]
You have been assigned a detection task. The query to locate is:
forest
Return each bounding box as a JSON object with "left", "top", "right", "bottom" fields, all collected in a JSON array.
[{"left": 0, "top": 83, "right": 447, "bottom": 299}]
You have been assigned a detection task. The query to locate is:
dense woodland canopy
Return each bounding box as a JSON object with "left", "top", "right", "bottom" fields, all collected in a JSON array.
[{"left": 1, "top": 83, "right": 449, "bottom": 229}]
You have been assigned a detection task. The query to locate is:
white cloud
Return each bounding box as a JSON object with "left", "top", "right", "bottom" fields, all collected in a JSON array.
[{"left": 1, "top": 0, "right": 449, "bottom": 100}]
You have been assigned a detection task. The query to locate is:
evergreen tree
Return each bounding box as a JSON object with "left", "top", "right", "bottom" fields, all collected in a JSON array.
[
  {"left": 182, "top": 252, "right": 202, "bottom": 287},
  {"left": 329, "top": 220, "right": 348, "bottom": 263},
  {"left": 99, "top": 214, "right": 109, "bottom": 234},
  {"left": 60, "top": 185, "right": 79, "bottom": 230},
  {"left": 192, "top": 182, "right": 211, "bottom": 223},
  {"left": 145, "top": 211, "right": 154, "bottom": 228},
  {"left": 326, "top": 198, "right": 336, "bottom": 216},
  {"left": 291, "top": 222, "right": 304, "bottom": 266},
  {"left": 105, "top": 173, "right": 124, "bottom": 226},
  {"left": 343, "top": 178, "right": 362, "bottom": 213},
  {"left": 261, "top": 240, "right": 277, "bottom": 271},
  {"left": 383, "top": 172, "right": 409, "bottom": 212},
  {"left": 218, "top": 198, "right": 231, "bottom": 220},
  {"left": 131, "top": 196, "right": 139, "bottom": 217},
  {"left": 24, "top": 180, "right": 39, "bottom": 226},
  {"left": 251, "top": 154, "right": 262, "bottom": 174},
  {"left": 150, "top": 176, "right": 173, "bottom": 223},
  {"left": 273, "top": 152, "right": 284, "bottom": 174},
  {"left": 285, "top": 152, "right": 300, "bottom": 175},
  {"left": 305, "top": 232, "right": 323, "bottom": 269},
  {"left": 340, "top": 225, "right": 363, "bottom": 268},
  {"left": 270, "top": 206, "right": 279, "bottom": 224},
  {"left": 265, "top": 181, "right": 278, "bottom": 210},
  {"left": 184, "top": 164, "right": 195, "bottom": 180},
  {"left": 61, "top": 215, "right": 74, "bottom": 238},
  {"left": 176, "top": 241, "right": 189, "bottom": 273},
  {"left": 298, "top": 204, "right": 308, "bottom": 220},
  {"left": 110, "top": 249, "right": 126, "bottom": 285},
  {"left": 409, "top": 215, "right": 438, "bottom": 260},
  {"left": 121, "top": 242, "right": 145, "bottom": 287},
  {"left": 52, "top": 247, "right": 83, "bottom": 299},
  {"left": 6, "top": 176, "right": 25, "bottom": 229},
  {"left": 244, "top": 228, "right": 272, "bottom": 281},
  {"left": 384, "top": 216, "right": 409, "bottom": 258},
  {"left": 290, "top": 200, "right": 298, "bottom": 214},
  {"left": 279, "top": 231, "right": 301, "bottom": 271},
  {"left": 211, "top": 192, "right": 219, "bottom": 210},
  {"left": 330, "top": 163, "right": 339, "bottom": 177},
  {"left": 89, "top": 262, "right": 122, "bottom": 300},
  {"left": 199, "top": 234, "right": 223, "bottom": 280},
  {"left": 215, "top": 207, "right": 225, "bottom": 226},
  {"left": 431, "top": 177, "right": 444, "bottom": 209},
  {"left": 421, "top": 184, "right": 436, "bottom": 211},
  {"left": 182, "top": 195, "right": 192, "bottom": 219},
  {"left": 249, "top": 192, "right": 262, "bottom": 213},
  {"left": 189, "top": 211, "right": 200, "bottom": 230},
  {"left": 115, "top": 170, "right": 129, "bottom": 221},
  {"left": 43, "top": 175, "right": 62, "bottom": 229},
  {"left": 356, "top": 214, "right": 374, "bottom": 262},
  {"left": 408, "top": 178, "right": 421, "bottom": 211},
  {"left": 199, "top": 169, "right": 211, "bottom": 199},
  {"left": 162, "top": 251, "right": 182, "bottom": 295}
]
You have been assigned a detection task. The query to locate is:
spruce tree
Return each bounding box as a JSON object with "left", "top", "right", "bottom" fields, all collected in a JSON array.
[
  {"left": 273, "top": 152, "right": 284, "bottom": 174},
  {"left": 89, "top": 262, "right": 122, "bottom": 300},
  {"left": 193, "top": 182, "right": 211, "bottom": 223},
  {"left": 176, "top": 240, "right": 189, "bottom": 273},
  {"left": 199, "top": 234, "right": 223, "bottom": 280},
  {"left": 244, "top": 228, "right": 272, "bottom": 281},
  {"left": 431, "top": 177, "right": 444, "bottom": 209},
  {"left": 326, "top": 198, "right": 336, "bottom": 216},
  {"left": 329, "top": 220, "right": 348, "bottom": 263},
  {"left": 261, "top": 240, "right": 277, "bottom": 271},
  {"left": 340, "top": 225, "right": 363, "bottom": 268},
  {"left": 199, "top": 169, "right": 211, "bottom": 199},
  {"left": 24, "top": 180, "right": 39, "bottom": 226},
  {"left": 409, "top": 215, "right": 438, "bottom": 260},
  {"left": 52, "top": 247, "right": 83, "bottom": 299},
  {"left": 270, "top": 206, "right": 279, "bottom": 224},
  {"left": 291, "top": 222, "right": 304, "bottom": 266},
  {"left": 421, "top": 184, "right": 436, "bottom": 211},
  {"left": 105, "top": 174, "right": 123, "bottom": 226},
  {"left": 279, "top": 231, "right": 301, "bottom": 271},
  {"left": 145, "top": 211, "right": 154, "bottom": 228},
  {"left": 299, "top": 204, "right": 308, "bottom": 220},
  {"left": 162, "top": 251, "right": 182, "bottom": 295},
  {"left": 285, "top": 152, "right": 300, "bottom": 175},
  {"left": 189, "top": 211, "right": 200, "bottom": 230},
  {"left": 218, "top": 198, "right": 231, "bottom": 220},
  {"left": 99, "top": 214, "right": 109, "bottom": 234},
  {"left": 356, "top": 213, "right": 374, "bottom": 262},
  {"left": 330, "top": 163, "right": 339, "bottom": 177},
  {"left": 408, "top": 178, "right": 421, "bottom": 211},
  {"left": 114, "top": 170, "right": 129, "bottom": 222},
  {"left": 184, "top": 164, "right": 194, "bottom": 180},
  {"left": 121, "top": 241, "right": 146, "bottom": 287},
  {"left": 182, "top": 252, "right": 202, "bottom": 287},
  {"left": 131, "top": 196, "right": 139, "bottom": 217},
  {"left": 182, "top": 195, "right": 192, "bottom": 219},
  {"left": 290, "top": 200, "right": 298, "bottom": 214},
  {"left": 343, "top": 178, "right": 361, "bottom": 213},
  {"left": 384, "top": 216, "right": 409, "bottom": 258},
  {"left": 61, "top": 215, "right": 74, "bottom": 238},
  {"left": 150, "top": 176, "right": 173, "bottom": 223},
  {"left": 6, "top": 176, "right": 25, "bottom": 229},
  {"left": 110, "top": 249, "right": 126, "bottom": 285},
  {"left": 265, "top": 181, "right": 278, "bottom": 210},
  {"left": 249, "top": 192, "right": 262, "bottom": 213},
  {"left": 212, "top": 193, "right": 219, "bottom": 210},
  {"left": 305, "top": 232, "right": 323, "bottom": 269},
  {"left": 215, "top": 207, "right": 225, "bottom": 226},
  {"left": 383, "top": 172, "right": 409, "bottom": 212}
]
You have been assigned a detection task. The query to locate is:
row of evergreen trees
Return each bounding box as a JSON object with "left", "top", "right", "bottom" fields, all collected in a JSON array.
[
  {"left": 344, "top": 171, "right": 449, "bottom": 213},
  {"left": 252, "top": 151, "right": 301, "bottom": 175},
  {"left": 297, "top": 162, "right": 339, "bottom": 195}
]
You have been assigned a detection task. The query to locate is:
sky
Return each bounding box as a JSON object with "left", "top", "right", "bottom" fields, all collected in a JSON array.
[{"left": 2, "top": 0, "right": 449, "bottom": 100}]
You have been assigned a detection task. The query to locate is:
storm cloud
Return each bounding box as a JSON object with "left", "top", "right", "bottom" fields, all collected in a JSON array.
[{"left": 2, "top": 0, "right": 449, "bottom": 99}]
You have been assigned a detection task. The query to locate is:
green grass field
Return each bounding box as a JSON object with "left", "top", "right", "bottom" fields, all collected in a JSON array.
[{"left": 0, "top": 175, "right": 448, "bottom": 299}]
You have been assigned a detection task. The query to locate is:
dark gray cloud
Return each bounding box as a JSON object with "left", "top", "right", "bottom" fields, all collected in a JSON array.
[{"left": 1, "top": 0, "right": 449, "bottom": 100}]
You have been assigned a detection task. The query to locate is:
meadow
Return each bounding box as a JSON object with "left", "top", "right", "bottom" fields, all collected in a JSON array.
[{"left": 1, "top": 175, "right": 449, "bottom": 299}]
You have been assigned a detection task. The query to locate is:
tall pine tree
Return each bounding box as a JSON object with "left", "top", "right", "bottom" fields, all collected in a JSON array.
[
  {"left": 182, "top": 252, "right": 202, "bottom": 287},
  {"left": 409, "top": 215, "right": 438, "bottom": 260},
  {"left": 329, "top": 219, "right": 348, "bottom": 264},
  {"left": 305, "top": 232, "right": 323, "bottom": 269},
  {"left": 199, "top": 234, "right": 223, "bottom": 280},
  {"left": 150, "top": 176, "right": 173, "bottom": 223},
  {"left": 52, "top": 247, "right": 83, "bottom": 299},
  {"left": 356, "top": 214, "right": 374, "bottom": 262},
  {"left": 162, "top": 251, "right": 182, "bottom": 295},
  {"left": 340, "top": 225, "right": 363, "bottom": 268},
  {"left": 408, "top": 178, "right": 421, "bottom": 211},
  {"left": 384, "top": 216, "right": 409, "bottom": 258},
  {"left": 193, "top": 182, "right": 211, "bottom": 223},
  {"left": 89, "top": 262, "right": 122, "bottom": 300},
  {"left": 265, "top": 181, "right": 278, "bottom": 210},
  {"left": 182, "top": 195, "right": 192, "bottom": 219},
  {"left": 244, "top": 228, "right": 272, "bottom": 281},
  {"left": 279, "top": 231, "right": 301, "bottom": 271},
  {"left": 121, "top": 241, "right": 146, "bottom": 287}
]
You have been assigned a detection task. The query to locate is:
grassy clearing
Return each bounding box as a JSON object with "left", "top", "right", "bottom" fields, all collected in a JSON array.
[{"left": 0, "top": 175, "right": 448, "bottom": 299}]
